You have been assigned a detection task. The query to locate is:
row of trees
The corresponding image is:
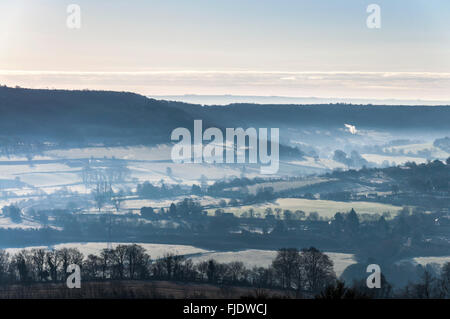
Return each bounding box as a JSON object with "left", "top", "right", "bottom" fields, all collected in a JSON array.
[
  {"left": 0, "top": 248, "right": 83, "bottom": 283},
  {"left": 140, "top": 198, "right": 204, "bottom": 219},
  {"left": 0, "top": 245, "right": 337, "bottom": 295},
  {"left": 137, "top": 181, "right": 184, "bottom": 199},
  {"left": 2, "top": 244, "right": 450, "bottom": 298},
  {"left": 400, "top": 265, "right": 450, "bottom": 299},
  {"left": 2, "top": 205, "right": 22, "bottom": 223}
]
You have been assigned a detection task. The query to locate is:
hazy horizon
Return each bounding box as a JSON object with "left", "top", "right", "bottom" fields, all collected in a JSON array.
[{"left": 1, "top": 0, "right": 449, "bottom": 101}]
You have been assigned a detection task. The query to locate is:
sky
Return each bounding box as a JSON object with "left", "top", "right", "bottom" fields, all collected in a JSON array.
[{"left": 0, "top": 0, "right": 449, "bottom": 102}]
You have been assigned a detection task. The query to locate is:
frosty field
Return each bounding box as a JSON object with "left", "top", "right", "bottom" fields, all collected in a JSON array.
[
  {"left": 3, "top": 242, "right": 212, "bottom": 259},
  {"left": 189, "top": 249, "right": 357, "bottom": 277},
  {"left": 399, "top": 256, "right": 450, "bottom": 270},
  {"left": 208, "top": 198, "right": 403, "bottom": 219},
  {"left": 241, "top": 177, "right": 335, "bottom": 195},
  {"left": 2, "top": 242, "right": 357, "bottom": 277}
]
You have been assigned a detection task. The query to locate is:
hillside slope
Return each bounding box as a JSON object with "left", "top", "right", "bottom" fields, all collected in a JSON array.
[{"left": 1, "top": 86, "right": 449, "bottom": 148}]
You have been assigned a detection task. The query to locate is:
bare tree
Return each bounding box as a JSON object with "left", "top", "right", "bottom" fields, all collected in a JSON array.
[
  {"left": 12, "top": 250, "right": 32, "bottom": 283},
  {"left": 59, "top": 248, "right": 84, "bottom": 280},
  {"left": 31, "top": 249, "right": 47, "bottom": 281},
  {"left": 227, "top": 261, "right": 245, "bottom": 283},
  {"left": 112, "top": 245, "right": 127, "bottom": 279},
  {"left": 125, "top": 244, "right": 150, "bottom": 280},
  {"left": 272, "top": 248, "right": 301, "bottom": 289},
  {"left": 414, "top": 269, "right": 436, "bottom": 299},
  {"left": 0, "top": 250, "right": 10, "bottom": 283},
  {"left": 439, "top": 262, "right": 450, "bottom": 298},
  {"left": 82, "top": 254, "right": 102, "bottom": 280},
  {"left": 157, "top": 252, "right": 183, "bottom": 280},
  {"left": 46, "top": 250, "right": 62, "bottom": 282},
  {"left": 300, "top": 247, "right": 336, "bottom": 294}
]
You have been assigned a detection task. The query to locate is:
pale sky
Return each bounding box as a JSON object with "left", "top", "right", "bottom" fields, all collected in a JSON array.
[{"left": 1, "top": 0, "right": 449, "bottom": 101}]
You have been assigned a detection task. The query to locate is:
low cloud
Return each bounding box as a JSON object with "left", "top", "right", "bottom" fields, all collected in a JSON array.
[{"left": 1, "top": 70, "right": 450, "bottom": 102}]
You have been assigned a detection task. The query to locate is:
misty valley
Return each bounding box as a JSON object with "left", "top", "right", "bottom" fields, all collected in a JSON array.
[{"left": 0, "top": 86, "right": 449, "bottom": 298}]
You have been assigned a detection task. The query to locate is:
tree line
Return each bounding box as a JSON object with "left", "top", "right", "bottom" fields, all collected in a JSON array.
[
  {"left": 0, "top": 245, "right": 338, "bottom": 296},
  {"left": 1, "top": 244, "right": 450, "bottom": 298}
]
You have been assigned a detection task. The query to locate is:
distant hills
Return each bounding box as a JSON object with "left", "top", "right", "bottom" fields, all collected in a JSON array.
[
  {"left": 166, "top": 101, "right": 450, "bottom": 132},
  {"left": 0, "top": 86, "right": 197, "bottom": 146},
  {"left": 151, "top": 94, "right": 450, "bottom": 107},
  {"left": 0, "top": 86, "right": 449, "bottom": 148}
]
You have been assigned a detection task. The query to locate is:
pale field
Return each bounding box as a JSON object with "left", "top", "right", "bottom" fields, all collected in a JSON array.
[
  {"left": 361, "top": 154, "right": 428, "bottom": 165},
  {"left": 2, "top": 243, "right": 356, "bottom": 277},
  {"left": 121, "top": 195, "right": 223, "bottom": 210},
  {"left": 0, "top": 216, "right": 43, "bottom": 229},
  {"left": 3, "top": 242, "right": 212, "bottom": 259},
  {"left": 44, "top": 145, "right": 173, "bottom": 161},
  {"left": 383, "top": 143, "right": 450, "bottom": 159},
  {"left": 189, "top": 249, "right": 356, "bottom": 277},
  {"left": 16, "top": 172, "right": 81, "bottom": 188},
  {"left": 398, "top": 256, "right": 450, "bottom": 269},
  {"left": 128, "top": 161, "right": 249, "bottom": 186},
  {"left": 242, "top": 177, "right": 335, "bottom": 195},
  {"left": 0, "top": 155, "right": 53, "bottom": 161},
  {"left": 0, "top": 163, "right": 78, "bottom": 180},
  {"left": 288, "top": 156, "right": 347, "bottom": 170},
  {"left": 209, "top": 198, "right": 402, "bottom": 219}
]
